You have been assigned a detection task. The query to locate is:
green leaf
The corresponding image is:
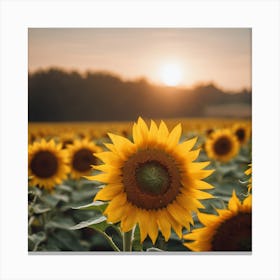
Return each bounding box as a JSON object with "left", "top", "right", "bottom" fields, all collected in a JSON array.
[
  {"left": 146, "top": 247, "right": 164, "bottom": 252},
  {"left": 29, "top": 231, "right": 46, "bottom": 244},
  {"left": 28, "top": 231, "right": 46, "bottom": 251},
  {"left": 132, "top": 225, "right": 143, "bottom": 251},
  {"left": 40, "top": 195, "right": 60, "bottom": 208},
  {"left": 70, "top": 215, "right": 107, "bottom": 230},
  {"left": 89, "top": 220, "right": 110, "bottom": 232},
  {"left": 72, "top": 200, "right": 107, "bottom": 213},
  {"left": 48, "top": 229, "right": 86, "bottom": 251},
  {"left": 55, "top": 184, "right": 72, "bottom": 192},
  {"left": 71, "top": 189, "right": 99, "bottom": 202},
  {"left": 33, "top": 204, "right": 51, "bottom": 214},
  {"left": 52, "top": 193, "right": 70, "bottom": 203},
  {"left": 235, "top": 154, "right": 250, "bottom": 163},
  {"left": 45, "top": 217, "right": 76, "bottom": 230},
  {"left": 216, "top": 165, "right": 237, "bottom": 175},
  {"left": 28, "top": 187, "right": 42, "bottom": 197}
]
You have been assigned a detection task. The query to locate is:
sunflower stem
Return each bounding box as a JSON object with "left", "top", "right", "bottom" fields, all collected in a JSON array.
[
  {"left": 215, "top": 161, "right": 223, "bottom": 183},
  {"left": 123, "top": 230, "right": 133, "bottom": 252},
  {"left": 93, "top": 228, "right": 120, "bottom": 252}
]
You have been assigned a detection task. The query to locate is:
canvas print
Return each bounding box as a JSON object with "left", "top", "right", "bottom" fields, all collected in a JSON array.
[{"left": 28, "top": 28, "right": 252, "bottom": 252}]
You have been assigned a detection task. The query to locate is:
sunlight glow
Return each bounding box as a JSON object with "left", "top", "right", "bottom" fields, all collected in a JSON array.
[{"left": 160, "top": 63, "right": 183, "bottom": 86}]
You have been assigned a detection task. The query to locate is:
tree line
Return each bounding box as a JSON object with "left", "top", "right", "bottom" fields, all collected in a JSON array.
[{"left": 28, "top": 68, "right": 251, "bottom": 122}]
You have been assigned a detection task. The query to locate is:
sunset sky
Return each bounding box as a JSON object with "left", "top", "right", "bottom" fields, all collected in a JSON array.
[{"left": 28, "top": 28, "right": 251, "bottom": 91}]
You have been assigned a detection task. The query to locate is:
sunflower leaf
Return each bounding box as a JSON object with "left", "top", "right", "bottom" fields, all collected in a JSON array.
[
  {"left": 146, "top": 247, "right": 164, "bottom": 252},
  {"left": 89, "top": 220, "right": 110, "bottom": 232},
  {"left": 52, "top": 193, "right": 70, "bottom": 203},
  {"left": 69, "top": 215, "right": 107, "bottom": 230},
  {"left": 28, "top": 231, "right": 46, "bottom": 251},
  {"left": 132, "top": 225, "right": 143, "bottom": 251},
  {"left": 33, "top": 204, "right": 51, "bottom": 214},
  {"left": 72, "top": 200, "right": 107, "bottom": 213},
  {"left": 46, "top": 217, "right": 76, "bottom": 230},
  {"left": 40, "top": 194, "right": 60, "bottom": 208},
  {"left": 71, "top": 189, "right": 99, "bottom": 202},
  {"left": 55, "top": 184, "right": 72, "bottom": 192}
]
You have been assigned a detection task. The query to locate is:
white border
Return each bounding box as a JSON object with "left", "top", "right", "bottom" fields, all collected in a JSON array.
[{"left": 0, "top": 1, "right": 279, "bottom": 280}]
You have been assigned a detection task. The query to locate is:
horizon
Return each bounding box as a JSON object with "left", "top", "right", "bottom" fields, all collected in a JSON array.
[
  {"left": 28, "top": 28, "right": 252, "bottom": 92},
  {"left": 28, "top": 66, "right": 252, "bottom": 93}
]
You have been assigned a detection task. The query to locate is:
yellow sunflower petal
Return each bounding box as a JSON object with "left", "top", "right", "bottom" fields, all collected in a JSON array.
[
  {"left": 193, "top": 179, "right": 215, "bottom": 190},
  {"left": 92, "top": 164, "right": 120, "bottom": 174},
  {"left": 147, "top": 211, "right": 159, "bottom": 244},
  {"left": 104, "top": 193, "right": 127, "bottom": 216},
  {"left": 245, "top": 167, "right": 252, "bottom": 175},
  {"left": 121, "top": 204, "right": 138, "bottom": 232},
  {"left": 178, "top": 137, "right": 198, "bottom": 152},
  {"left": 137, "top": 209, "right": 149, "bottom": 242},
  {"left": 95, "top": 151, "right": 122, "bottom": 165},
  {"left": 191, "top": 161, "right": 211, "bottom": 171},
  {"left": 183, "top": 241, "right": 200, "bottom": 251},
  {"left": 158, "top": 121, "right": 169, "bottom": 140},
  {"left": 106, "top": 205, "right": 126, "bottom": 223},
  {"left": 94, "top": 184, "right": 123, "bottom": 201},
  {"left": 243, "top": 194, "right": 252, "bottom": 208},
  {"left": 197, "top": 212, "right": 218, "bottom": 226},
  {"left": 191, "top": 189, "right": 213, "bottom": 199},
  {"left": 167, "top": 202, "right": 192, "bottom": 230},
  {"left": 149, "top": 120, "right": 158, "bottom": 141},
  {"left": 86, "top": 172, "right": 120, "bottom": 184},
  {"left": 228, "top": 190, "right": 241, "bottom": 213},
  {"left": 167, "top": 123, "right": 182, "bottom": 146},
  {"left": 186, "top": 149, "right": 200, "bottom": 162},
  {"left": 166, "top": 212, "right": 183, "bottom": 239},
  {"left": 104, "top": 143, "right": 118, "bottom": 153},
  {"left": 132, "top": 123, "right": 141, "bottom": 144},
  {"left": 108, "top": 133, "right": 134, "bottom": 157},
  {"left": 138, "top": 117, "right": 149, "bottom": 143},
  {"left": 192, "top": 169, "right": 214, "bottom": 179},
  {"left": 185, "top": 240, "right": 211, "bottom": 251},
  {"left": 176, "top": 193, "right": 205, "bottom": 211},
  {"left": 156, "top": 210, "right": 171, "bottom": 241}
]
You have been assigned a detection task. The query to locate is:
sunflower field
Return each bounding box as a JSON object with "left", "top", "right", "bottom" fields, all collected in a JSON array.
[{"left": 28, "top": 118, "right": 252, "bottom": 252}]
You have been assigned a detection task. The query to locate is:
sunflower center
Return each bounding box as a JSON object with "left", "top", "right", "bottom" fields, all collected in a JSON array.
[
  {"left": 135, "top": 161, "right": 170, "bottom": 195},
  {"left": 30, "top": 151, "right": 58, "bottom": 178},
  {"left": 213, "top": 136, "right": 232, "bottom": 156},
  {"left": 206, "top": 128, "right": 214, "bottom": 136},
  {"left": 235, "top": 128, "right": 245, "bottom": 142},
  {"left": 211, "top": 212, "right": 252, "bottom": 251},
  {"left": 73, "top": 148, "right": 96, "bottom": 172},
  {"left": 123, "top": 149, "right": 182, "bottom": 210}
]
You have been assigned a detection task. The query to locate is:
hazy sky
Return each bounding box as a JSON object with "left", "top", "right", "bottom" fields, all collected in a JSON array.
[{"left": 28, "top": 28, "right": 251, "bottom": 91}]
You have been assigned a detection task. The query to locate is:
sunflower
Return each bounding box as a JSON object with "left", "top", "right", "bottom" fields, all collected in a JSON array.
[
  {"left": 183, "top": 191, "right": 252, "bottom": 251},
  {"left": 28, "top": 139, "right": 69, "bottom": 191},
  {"left": 245, "top": 164, "right": 252, "bottom": 192},
  {"left": 205, "top": 129, "right": 239, "bottom": 162},
  {"left": 232, "top": 123, "right": 251, "bottom": 145},
  {"left": 66, "top": 138, "right": 102, "bottom": 179},
  {"left": 87, "top": 117, "right": 214, "bottom": 244}
]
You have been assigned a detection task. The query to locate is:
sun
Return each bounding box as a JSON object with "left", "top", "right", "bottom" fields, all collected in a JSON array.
[{"left": 160, "top": 63, "right": 183, "bottom": 87}]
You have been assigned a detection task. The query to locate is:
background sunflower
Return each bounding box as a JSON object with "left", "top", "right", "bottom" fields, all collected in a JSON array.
[
  {"left": 66, "top": 138, "right": 102, "bottom": 179},
  {"left": 205, "top": 129, "right": 240, "bottom": 163},
  {"left": 183, "top": 190, "right": 252, "bottom": 251},
  {"left": 28, "top": 139, "right": 69, "bottom": 191},
  {"left": 232, "top": 123, "right": 251, "bottom": 145}
]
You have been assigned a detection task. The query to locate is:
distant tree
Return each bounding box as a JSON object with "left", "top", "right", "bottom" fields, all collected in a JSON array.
[{"left": 28, "top": 68, "right": 251, "bottom": 122}]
